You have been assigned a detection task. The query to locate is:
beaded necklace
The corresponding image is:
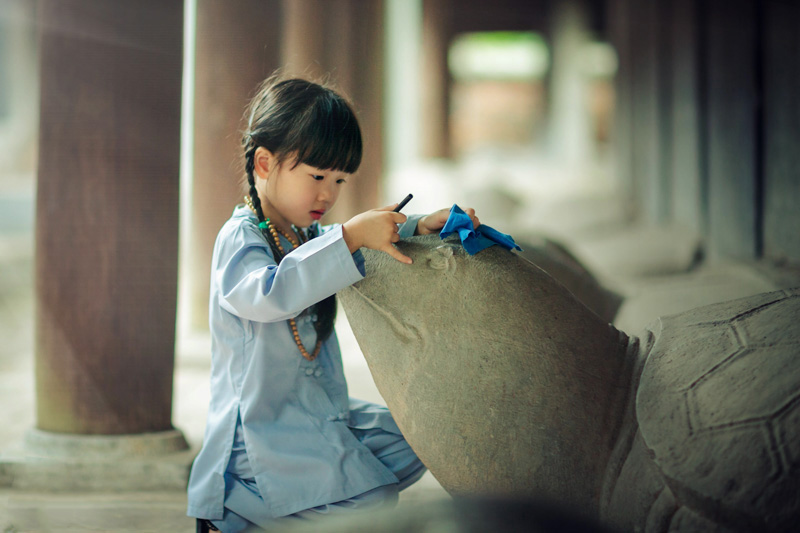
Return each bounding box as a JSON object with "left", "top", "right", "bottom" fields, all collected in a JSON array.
[{"left": 244, "top": 195, "right": 322, "bottom": 361}]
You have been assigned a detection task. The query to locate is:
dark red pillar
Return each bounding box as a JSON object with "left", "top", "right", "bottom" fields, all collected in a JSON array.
[
  {"left": 35, "top": 0, "right": 183, "bottom": 434},
  {"left": 421, "top": 0, "right": 453, "bottom": 159},
  {"left": 281, "top": 0, "right": 384, "bottom": 223},
  {"left": 189, "top": 0, "right": 282, "bottom": 329},
  {"left": 705, "top": 0, "right": 759, "bottom": 260}
]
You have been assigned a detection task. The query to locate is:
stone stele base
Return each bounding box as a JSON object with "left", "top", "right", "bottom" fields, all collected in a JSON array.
[{"left": 0, "top": 427, "right": 195, "bottom": 492}]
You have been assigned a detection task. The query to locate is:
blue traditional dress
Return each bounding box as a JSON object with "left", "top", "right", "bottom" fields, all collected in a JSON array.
[{"left": 187, "top": 205, "right": 426, "bottom": 531}]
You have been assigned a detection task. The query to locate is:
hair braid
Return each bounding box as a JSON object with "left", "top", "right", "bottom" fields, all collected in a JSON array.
[
  {"left": 244, "top": 144, "right": 283, "bottom": 262},
  {"left": 242, "top": 141, "right": 336, "bottom": 339}
]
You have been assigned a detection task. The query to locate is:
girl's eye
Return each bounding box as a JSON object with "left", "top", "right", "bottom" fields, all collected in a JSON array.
[
  {"left": 337, "top": 179, "right": 347, "bottom": 184},
  {"left": 312, "top": 175, "right": 324, "bottom": 181}
]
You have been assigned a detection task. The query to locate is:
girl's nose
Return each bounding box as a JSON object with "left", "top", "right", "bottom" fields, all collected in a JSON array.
[{"left": 318, "top": 182, "right": 336, "bottom": 202}]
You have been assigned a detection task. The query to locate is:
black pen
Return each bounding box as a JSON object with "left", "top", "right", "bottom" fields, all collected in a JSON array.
[{"left": 393, "top": 194, "right": 413, "bottom": 213}]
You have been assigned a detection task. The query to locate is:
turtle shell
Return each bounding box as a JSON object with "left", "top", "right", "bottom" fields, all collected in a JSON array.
[{"left": 636, "top": 288, "right": 800, "bottom": 531}]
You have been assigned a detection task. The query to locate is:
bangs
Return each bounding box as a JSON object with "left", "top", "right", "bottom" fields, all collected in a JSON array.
[{"left": 285, "top": 92, "right": 363, "bottom": 174}]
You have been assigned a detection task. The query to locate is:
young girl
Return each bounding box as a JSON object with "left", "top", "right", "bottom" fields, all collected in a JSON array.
[{"left": 187, "top": 76, "right": 478, "bottom": 532}]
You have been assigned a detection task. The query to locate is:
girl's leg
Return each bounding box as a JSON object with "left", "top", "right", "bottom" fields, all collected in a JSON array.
[
  {"left": 287, "top": 483, "right": 399, "bottom": 521},
  {"left": 217, "top": 477, "right": 398, "bottom": 530},
  {"left": 215, "top": 404, "right": 425, "bottom": 530},
  {"left": 349, "top": 425, "right": 427, "bottom": 490},
  {"left": 212, "top": 473, "right": 284, "bottom": 532},
  {"left": 209, "top": 510, "right": 258, "bottom": 533},
  {"left": 215, "top": 466, "right": 400, "bottom": 531},
  {"left": 347, "top": 399, "right": 427, "bottom": 490}
]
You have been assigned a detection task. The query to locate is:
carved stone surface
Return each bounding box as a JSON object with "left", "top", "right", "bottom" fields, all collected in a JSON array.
[
  {"left": 515, "top": 236, "right": 622, "bottom": 323},
  {"left": 338, "top": 234, "right": 800, "bottom": 532},
  {"left": 340, "top": 235, "right": 632, "bottom": 513},
  {"left": 625, "top": 291, "right": 800, "bottom": 532}
]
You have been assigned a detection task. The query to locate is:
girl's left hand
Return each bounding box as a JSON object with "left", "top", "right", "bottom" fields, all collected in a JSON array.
[{"left": 416, "top": 207, "right": 479, "bottom": 235}]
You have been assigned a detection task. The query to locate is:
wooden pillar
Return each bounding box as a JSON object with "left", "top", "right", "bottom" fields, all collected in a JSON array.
[
  {"left": 35, "top": 0, "right": 182, "bottom": 434},
  {"left": 668, "top": 0, "right": 704, "bottom": 234},
  {"left": 705, "top": 0, "right": 759, "bottom": 260},
  {"left": 281, "top": 0, "right": 384, "bottom": 222},
  {"left": 190, "top": 0, "right": 282, "bottom": 329},
  {"left": 606, "top": 0, "right": 635, "bottom": 198},
  {"left": 281, "top": 0, "right": 327, "bottom": 80},
  {"left": 655, "top": 0, "right": 674, "bottom": 223},
  {"left": 337, "top": 0, "right": 385, "bottom": 221},
  {"left": 762, "top": 0, "right": 800, "bottom": 262},
  {"left": 629, "top": 0, "right": 667, "bottom": 223},
  {"left": 421, "top": 0, "right": 453, "bottom": 159}
]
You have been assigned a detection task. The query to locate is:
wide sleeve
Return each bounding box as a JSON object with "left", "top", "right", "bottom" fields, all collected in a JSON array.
[
  {"left": 214, "top": 222, "right": 365, "bottom": 323},
  {"left": 398, "top": 214, "right": 424, "bottom": 238}
]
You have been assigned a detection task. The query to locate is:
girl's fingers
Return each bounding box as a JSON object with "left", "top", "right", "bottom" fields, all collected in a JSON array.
[
  {"left": 461, "top": 207, "right": 479, "bottom": 228},
  {"left": 374, "top": 205, "right": 408, "bottom": 224},
  {"left": 390, "top": 212, "right": 407, "bottom": 225},
  {"left": 428, "top": 208, "right": 450, "bottom": 228},
  {"left": 361, "top": 206, "right": 411, "bottom": 262},
  {"left": 383, "top": 244, "right": 412, "bottom": 264}
]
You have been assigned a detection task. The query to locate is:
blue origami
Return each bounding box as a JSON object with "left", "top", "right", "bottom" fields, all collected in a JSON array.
[{"left": 439, "top": 204, "right": 522, "bottom": 255}]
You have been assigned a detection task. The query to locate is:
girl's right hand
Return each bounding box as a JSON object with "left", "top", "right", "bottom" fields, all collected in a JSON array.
[{"left": 342, "top": 204, "right": 413, "bottom": 264}]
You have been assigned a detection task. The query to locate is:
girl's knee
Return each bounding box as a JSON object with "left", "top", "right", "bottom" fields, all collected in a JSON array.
[
  {"left": 379, "top": 444, "right": 427, "bottom": 491},
  {"left": 397, "top": 460, "right": 427, "bottom": 491},
  {"left": 351, "top": 483, "right": 399, "bottom": 509}
]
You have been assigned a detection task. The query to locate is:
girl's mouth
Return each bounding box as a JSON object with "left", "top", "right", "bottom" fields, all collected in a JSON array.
[{"left": 310, "top": 210, "right": 325, "bottom": 220}]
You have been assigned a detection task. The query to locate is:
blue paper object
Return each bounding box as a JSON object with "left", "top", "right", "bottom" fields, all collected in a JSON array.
[{"left": 439, "top": 204, "right": 522, "bottom": 255}]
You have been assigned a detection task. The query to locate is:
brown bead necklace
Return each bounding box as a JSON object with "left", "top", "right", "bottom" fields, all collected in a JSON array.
[{"left": 244, "top": 196, "right": 322, "bottom": 361}]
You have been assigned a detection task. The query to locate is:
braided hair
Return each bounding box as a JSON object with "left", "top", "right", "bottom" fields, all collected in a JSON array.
[{"left": 242, "top": 75, "right": 362, "bottom": 345}]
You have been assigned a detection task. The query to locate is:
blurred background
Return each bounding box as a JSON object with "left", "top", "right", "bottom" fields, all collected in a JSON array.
[{"left": 1, "top": 0, "right": 798, "bottom": 530}]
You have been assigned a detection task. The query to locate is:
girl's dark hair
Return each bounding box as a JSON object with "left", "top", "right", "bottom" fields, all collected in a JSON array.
[{"left": 242, "top": 75, "right": 363, "bottom": 347}]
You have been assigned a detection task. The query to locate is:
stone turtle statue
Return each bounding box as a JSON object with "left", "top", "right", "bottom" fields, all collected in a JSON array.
[
  {"left": 338, "top": 234, "right": 799, "bottom": 532},
  {"left": 514, "top": 235, "right": 622, "bottom": 323}
]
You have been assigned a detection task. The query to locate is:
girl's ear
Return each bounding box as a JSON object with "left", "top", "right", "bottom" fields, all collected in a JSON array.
[{"left": 253, "top": 147, "right": 275, "bottom": 180}]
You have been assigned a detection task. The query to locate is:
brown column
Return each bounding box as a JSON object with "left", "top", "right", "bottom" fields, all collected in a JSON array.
[
  {"left": 667, "top": 0, "right": 704, "bottom": 234},
  {"left": 281, "top": 0, "right": 328, "bottom": 81},
  {"left": 281, "top": 0, "right": 384, "bottom": 222},
  {"left": 607, "top": 0, "right": 636, "bottom": 198},
  {"left": 629, "top": 0, "right": 668, "bottom": 222},
  {"left": 335, "top": 0, "right": 384, "bottom": 220},
  {"left": 762, "top": 0, "right": 800, "bottom": 262},
  {"left": 189, "top": 0, "right": 282, "bottom": 329},
  {"left": 35, "top": 0, "right": 182, "bottom": 434},
  {"left": 420, "top": 0, "right": 453, "bottom": 159},
  {"left": 705, "top": 0, "right": 759, "bottom": 260}
]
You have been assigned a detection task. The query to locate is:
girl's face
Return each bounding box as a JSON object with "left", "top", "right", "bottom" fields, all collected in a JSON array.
[{"left": 254, "top": 148, "right": 350, "bottom": 231}]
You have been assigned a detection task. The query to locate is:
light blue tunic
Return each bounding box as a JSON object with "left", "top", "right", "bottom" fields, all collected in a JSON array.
[{"left": 187, "top": 205, "right": 422, "bottom": 521}]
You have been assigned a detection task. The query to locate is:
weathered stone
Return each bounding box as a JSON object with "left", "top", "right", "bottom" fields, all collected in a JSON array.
[
  {"left": 338, "top": 234, "right": 800, "bottom": 532},
  {"left": 515, "top": 236, "right": 622, "bottom": 323},
  {"left": 340, "top": 235, "right": 632, "bottom": 513}
]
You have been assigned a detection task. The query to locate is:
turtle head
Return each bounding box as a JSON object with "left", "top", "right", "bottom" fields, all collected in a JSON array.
[
  {"left": 337, "top": 233, "right": 613, "bottom": 387},
  {"left": 338, "top": 233, "right": 633, "bottom": 508}
]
